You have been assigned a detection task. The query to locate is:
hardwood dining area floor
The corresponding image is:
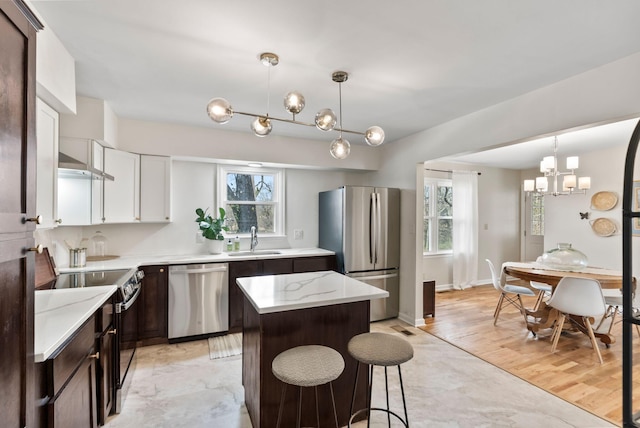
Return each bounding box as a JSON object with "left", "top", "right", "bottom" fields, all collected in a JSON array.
[{"left": 421, "top": 284, "right": 640, "bottom": 425}]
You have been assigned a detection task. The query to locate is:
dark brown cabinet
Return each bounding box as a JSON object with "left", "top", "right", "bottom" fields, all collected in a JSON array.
[
  {"left": 228, "top": 255, "right": 337, "bottom": 333},
  {"left": 44, "top": 316, "right": 99, "bottom": 428},
  {"left": 0, "top": 3, "right": 41, "bottom": 427},
  {"left": 96, "top": 298, "right": 116, "bottom": 424},
  {"left": 138, "top": 265, "right": 168, "bottom": 344}
]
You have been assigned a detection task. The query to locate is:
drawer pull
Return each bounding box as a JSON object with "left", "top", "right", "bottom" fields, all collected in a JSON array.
[
  {"left": 28, "top": 245, "right": 43, "bottom": 254},
  {"left": 26, "top": 215, "right": 42, "bottom": 224},
  {"left": 108, "top": 329, "right": 117, "bottom": 335},
  {"left": 88, "top": 352, "right": 100, "bottom": 360}
]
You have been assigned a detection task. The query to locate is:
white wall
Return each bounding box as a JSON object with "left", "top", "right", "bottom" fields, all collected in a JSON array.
[
  {"left": 544, "top": 144, "right": 628, "bottom": 270},
  {"left": 117, "top": 118, "right": 382, "bottom": 172}
]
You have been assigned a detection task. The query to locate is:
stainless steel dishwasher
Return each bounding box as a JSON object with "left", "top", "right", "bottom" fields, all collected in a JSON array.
[{"left": 168, "top": 263, "right": 229, "bottom": 339}]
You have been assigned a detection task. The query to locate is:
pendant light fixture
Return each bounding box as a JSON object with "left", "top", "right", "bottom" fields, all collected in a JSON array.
[
  {"left": 523, "top": 136, "right": 591, "bottom": 196},
  {"left": 206, "top": 52, "right": 385, "bottom": 159},
  {"left": 329, "top": 71, "right": 350, "bottom": 159}
]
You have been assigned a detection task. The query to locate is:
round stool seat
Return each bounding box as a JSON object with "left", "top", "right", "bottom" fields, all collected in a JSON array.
[
  {"left": 272, "top": 345, "right": 345, "bottom": 388},
  {"left": 348, "top": 332, "right": 413, "bottom": 366}
]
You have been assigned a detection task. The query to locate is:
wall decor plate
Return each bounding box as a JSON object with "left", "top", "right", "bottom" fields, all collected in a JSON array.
[
  {"left": 591, "top": 217, "right": 617, "bottom": 237},
  {"left": 591, "top": 191, "right": 618, "bottom": 211}
]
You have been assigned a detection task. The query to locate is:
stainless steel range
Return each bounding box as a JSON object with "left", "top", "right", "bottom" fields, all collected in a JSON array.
[{"left": 53, "top": 267, "right": 144, "bottom": 414}]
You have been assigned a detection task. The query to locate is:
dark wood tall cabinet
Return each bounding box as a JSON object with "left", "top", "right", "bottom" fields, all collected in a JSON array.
[
  {"left": 0, "top": 2, "right": 42, "bottom": 427},
  {"left": 138, "top": 265, "right": 168, "bottom": 344}
]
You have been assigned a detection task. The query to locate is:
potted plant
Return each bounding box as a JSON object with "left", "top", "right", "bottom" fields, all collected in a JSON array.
[{"left": 195, "top": 207, "right": 229, "bottom": 254}]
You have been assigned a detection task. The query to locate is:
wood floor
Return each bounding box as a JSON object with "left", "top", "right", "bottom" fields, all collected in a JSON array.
[{"left": 420, "top": 285, "right": 640, "bottom": 425}]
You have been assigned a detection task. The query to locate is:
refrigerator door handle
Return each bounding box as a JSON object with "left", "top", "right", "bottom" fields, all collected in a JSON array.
[
  {"left": 369, "top": 192, "right": 375, "bottom": 264},
  {"left": 351, "top": 273, "right": 398, "bottom": 281},
  {"left": 375, "top": 192, "right": 381, "bottom": 265}
]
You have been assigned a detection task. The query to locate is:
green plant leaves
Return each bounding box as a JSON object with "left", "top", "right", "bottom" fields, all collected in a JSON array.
[{"left": 195, "top": 207, "right": 229, "bottom": 240}]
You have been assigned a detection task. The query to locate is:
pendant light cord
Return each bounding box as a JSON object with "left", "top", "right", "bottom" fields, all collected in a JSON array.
[
  {"left": 266, "top": 65, "right": 271, "bottom": 118},
  {"left": 338, "top": 81, "right": 343, "bottom": 138}
]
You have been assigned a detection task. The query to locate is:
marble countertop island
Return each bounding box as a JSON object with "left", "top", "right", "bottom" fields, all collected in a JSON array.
[
  {"left": 236, "top": 270, "right": 388, "bottom": 314},
  {"left": 34, "top": 286, "right": 117, "bottom": 362}
]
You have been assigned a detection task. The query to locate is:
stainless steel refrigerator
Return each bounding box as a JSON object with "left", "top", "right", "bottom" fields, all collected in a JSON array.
[{"left": 319, "top": 186, "right": 400, "bottom": 321}]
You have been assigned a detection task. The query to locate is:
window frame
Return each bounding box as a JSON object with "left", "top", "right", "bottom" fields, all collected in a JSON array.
[
  {"left": 423, "top": 177, "right": 453, "bottom": 256},
  {"left": 217, "top": 165, "right": 285, "bottom": 237}
]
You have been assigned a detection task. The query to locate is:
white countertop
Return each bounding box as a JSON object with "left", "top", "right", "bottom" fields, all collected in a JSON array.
[
  {"left": 236, "top": 270, "right": 389, "bottom": 314},
  {"left": 34, "top": 286, "right": 117, "bottom": 362},
  {"left": 58, "top": 247, "right": 334, "bottom": 273}
]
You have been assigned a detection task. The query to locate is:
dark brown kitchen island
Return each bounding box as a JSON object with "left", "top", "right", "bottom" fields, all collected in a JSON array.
[{"left": 237, "top": 270, "right": 389, "bottom": 428}]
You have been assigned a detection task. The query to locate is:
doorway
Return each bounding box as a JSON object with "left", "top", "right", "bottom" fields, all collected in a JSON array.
[{"left": 524, "top": 191, "right": 544, "bottom": 261}]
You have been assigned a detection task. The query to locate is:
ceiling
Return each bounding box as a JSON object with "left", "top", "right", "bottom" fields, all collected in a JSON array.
[
  {"left": 29, "top": 1, "right": 640, "bottom": 155},
  {"left": 441, "top": 118, "right": 640, "bottom": 170}
]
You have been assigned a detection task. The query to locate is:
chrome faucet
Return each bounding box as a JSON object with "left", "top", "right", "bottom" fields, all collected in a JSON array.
[{"left": 250, "top": 226, "right": 258, "bottom": 252}]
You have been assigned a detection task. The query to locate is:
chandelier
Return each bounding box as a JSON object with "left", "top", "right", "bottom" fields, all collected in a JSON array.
[
  {"left": 523, "top": 136, "right": 591, "bottom": 196},
  {"left": 206, "top": 52, "right": 385, "bottom": 160}
]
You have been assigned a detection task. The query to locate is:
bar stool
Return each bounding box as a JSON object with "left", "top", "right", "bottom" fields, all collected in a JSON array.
[
  {"left": 348, "top": 332, "right": 413, "bottom": 427},
  {"left": 272, "top": 344, "right": 345, "bottom": 428}
]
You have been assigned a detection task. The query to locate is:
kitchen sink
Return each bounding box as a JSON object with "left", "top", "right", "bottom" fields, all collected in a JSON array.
[{"left": 228, "top": 250, "right": 282, "bottom": 257}]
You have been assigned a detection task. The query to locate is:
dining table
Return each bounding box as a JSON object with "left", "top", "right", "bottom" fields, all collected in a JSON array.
[{"left": 503, "top": 262, "right": 625, "bottom": 345}]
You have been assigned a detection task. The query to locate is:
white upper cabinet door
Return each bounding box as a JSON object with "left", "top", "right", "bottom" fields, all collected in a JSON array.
[
  {"left": 103, "top": 148, "right": 140, "bottom": 223},
  {"left": 36, "top": 98, "right": 60, "bottom": 229},
  {"left": 140, "top": 155, "right": 171, "bottom": 222}
]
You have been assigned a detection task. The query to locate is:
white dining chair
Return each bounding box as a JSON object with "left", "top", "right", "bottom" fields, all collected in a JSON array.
[
  {"left": 596, "top": 288, "right": 640, "bottom": 338},
  {"left": 547, "top": 276, "right": 606, "bottom": 364},
  {"left": 486, "top": 259, "right": 536, "bottom": 326},
  {"left": 530, "top": 281, "right": 553, "bottom": 311}
]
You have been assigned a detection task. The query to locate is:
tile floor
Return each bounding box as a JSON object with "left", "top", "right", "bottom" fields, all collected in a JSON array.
[{"left": 105, "top": 319, "right": 614, "bottom": 427}]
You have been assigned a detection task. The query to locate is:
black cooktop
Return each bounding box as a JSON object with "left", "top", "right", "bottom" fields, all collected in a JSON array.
[{"left": 53, "top": 269, "right": 132, "bottom": 289}]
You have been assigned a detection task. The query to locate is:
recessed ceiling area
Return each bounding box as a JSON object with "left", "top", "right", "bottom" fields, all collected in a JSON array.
[{"left": 438, "top": 118, "right": 640, "bottom": 170}]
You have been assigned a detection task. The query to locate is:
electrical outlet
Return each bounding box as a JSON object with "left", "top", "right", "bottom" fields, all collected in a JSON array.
[{"left": 294, "top": 229, "right": 304, "bottom": 240}]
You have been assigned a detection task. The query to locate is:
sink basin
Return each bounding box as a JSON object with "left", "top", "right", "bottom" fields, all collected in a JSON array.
[{"left": 228, "top": 250, "right": 282, "bottom": 257}]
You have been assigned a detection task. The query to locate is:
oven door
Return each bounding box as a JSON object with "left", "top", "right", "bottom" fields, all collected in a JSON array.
[{"left": 115, "top": 283, "right": 141, "bottom": 413}]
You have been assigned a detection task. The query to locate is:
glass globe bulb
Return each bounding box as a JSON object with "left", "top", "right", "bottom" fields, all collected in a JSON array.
[
  {"left": 315, "top": 108, "right": 337, "bottom": 131},
  {"left": 364, "top": 126, "right": 385, "bottom": 146},
  {"left": 206, "top": 97, "right": 234, "bottom": 124},
  {"left": 251, "top": 116, "right": 272, "bottom": 137},
  {"left": 284, "top": 91, "right": 305, "bottom": 115},
  {"left": 329, "top": 137, "right": 350, "bottom": 159}
]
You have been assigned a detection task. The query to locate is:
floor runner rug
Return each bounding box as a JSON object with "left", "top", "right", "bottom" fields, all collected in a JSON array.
[{"left": 208, "top": 333, "right": 242, "bottom": 359}]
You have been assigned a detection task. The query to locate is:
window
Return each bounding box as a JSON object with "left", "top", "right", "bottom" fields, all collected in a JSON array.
[
  {"left": 423, "top": 178, "right": 453, "bottom": 254},
  {"left": 217, "top": 166, "right": 285, "bottom": 236},
  {"left": 530, "top": 192, "right": 544, "bottom": 236}
]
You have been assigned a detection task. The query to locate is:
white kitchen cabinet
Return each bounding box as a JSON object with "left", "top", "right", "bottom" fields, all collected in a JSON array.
[
  {"left": 36, "top": 98, "right": 61, "bottom": 229},
  {"left": 140, "top": 155, "right": 171, "bottom": 222},
  {"left": 103, "top": 148, "right": 140, "bottom": 223}
]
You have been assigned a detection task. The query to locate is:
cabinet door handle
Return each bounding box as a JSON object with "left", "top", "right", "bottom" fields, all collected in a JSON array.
[
  {"left": 26, "top": 215, "right": 42, "bottom": 224},
  {"left": 28, "top": 245, "right": 43, "bottom": 254},
  {"left": 88, "top": 352, "right": 100, "bottom": 360},
  {"left": 54, "top": 218, "right": 63, "bottom": 224},
  {"left": 160, "top": 268, "right": 164, "bottom": 273},
  {"left": 108, "top": 329, "right": 117, "bottom": 335}
]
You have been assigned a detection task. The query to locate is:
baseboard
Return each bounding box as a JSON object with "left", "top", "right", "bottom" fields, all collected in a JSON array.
[{"left": 397, "top": 311, "right": 425, "bottom": 327}]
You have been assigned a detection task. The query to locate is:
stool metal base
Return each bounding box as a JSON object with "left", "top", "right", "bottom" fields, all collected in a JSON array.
[
  {"left": 276, "top": 382, "right": 339, "bottom": 428},
  {"left": 348, "top": 362, "right": 409, "bottom": 427}
]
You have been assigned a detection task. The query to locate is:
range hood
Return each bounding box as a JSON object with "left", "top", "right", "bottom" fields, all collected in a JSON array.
[{"left": 58, "top": 152, "right": 115, "bottom": 181}]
